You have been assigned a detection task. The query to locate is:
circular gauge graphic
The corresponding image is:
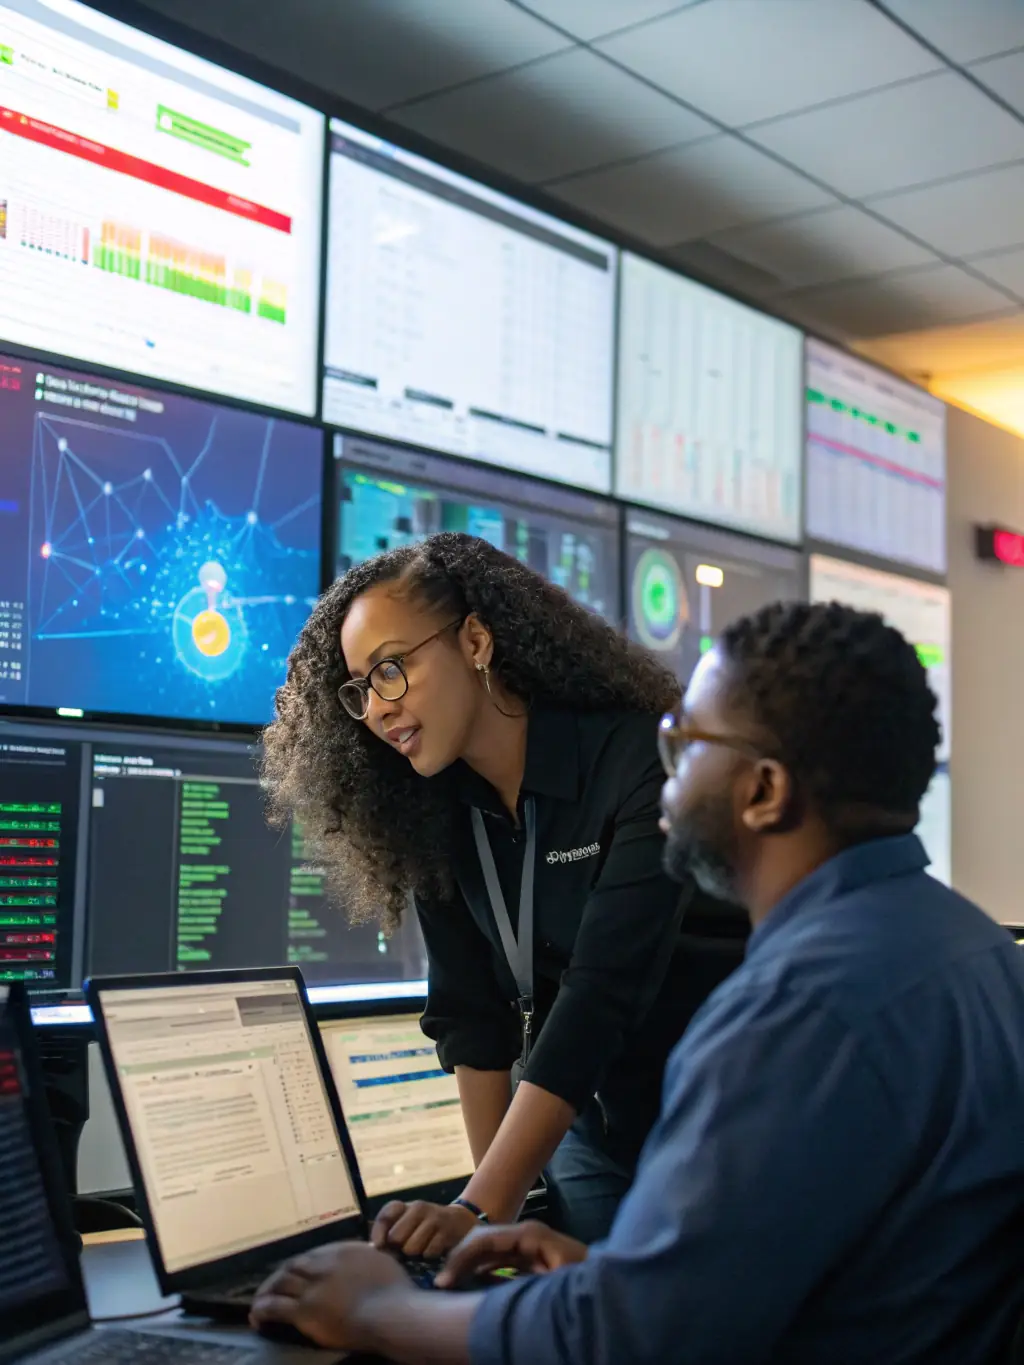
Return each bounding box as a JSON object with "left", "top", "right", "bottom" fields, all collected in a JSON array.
[
  {"left": 173, "top": 559, "right": 248, "bottom": 682},
  {"left": 632, "top": 548, "right": 688, "bottom": 652}
]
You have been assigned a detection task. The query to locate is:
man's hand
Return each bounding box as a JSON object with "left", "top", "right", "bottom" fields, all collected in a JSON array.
[
  {"left": 250, "top": 1242, "right": 415, "bottom": 1353},
  {"left": 436, "top": 1220, "right": 587, "bottom": 1288},
  {"left": 371, "top": 1199, "right": 480, "bottom": 1257}
]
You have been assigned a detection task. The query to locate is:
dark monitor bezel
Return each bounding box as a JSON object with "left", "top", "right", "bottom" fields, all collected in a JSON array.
[
  {"left": 84, "top": 966, "right": 369, "bottom": 1296},
  {"left": 0, "top": 983, "right": 90, "bottom": 1354},
  {"left": 315, "top": 997, "right": 472, "bottom": 1213}
]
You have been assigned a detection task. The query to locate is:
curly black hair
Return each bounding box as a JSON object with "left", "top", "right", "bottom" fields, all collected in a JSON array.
[
  {"left": 718, "top": 600, "right": 940, "bottom": 829},
  {"left": 262, "top": 532, "right": 679, "bottom": 928}
]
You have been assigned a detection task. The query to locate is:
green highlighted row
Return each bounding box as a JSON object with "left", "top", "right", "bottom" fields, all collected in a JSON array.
[{"left": 807, "top": 388, "right": 922, "bottom": 444}]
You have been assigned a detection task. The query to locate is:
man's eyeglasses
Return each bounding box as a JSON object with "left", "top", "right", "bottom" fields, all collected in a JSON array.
[
  {"left": 657, "top": 711, "right": 763, "bottom": 778},
  {"left": 338, "top": 619, "right": 463, "bottom": 720}
]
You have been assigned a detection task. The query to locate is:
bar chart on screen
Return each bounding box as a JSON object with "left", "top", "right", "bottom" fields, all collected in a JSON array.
[
  {"left": 616, "top": 253, "right": 803, "bottom": 543},
  {"left": 0, "top": 0, "right": 322, "bottom": 414}
]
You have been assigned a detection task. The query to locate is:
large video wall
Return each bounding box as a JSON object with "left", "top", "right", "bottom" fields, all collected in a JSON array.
[{"left": 0, "top": 0, "right": 951, "bottom": 1014}]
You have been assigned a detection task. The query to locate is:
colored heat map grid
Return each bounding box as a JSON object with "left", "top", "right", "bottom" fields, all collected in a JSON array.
[{"left": 0, "top": 800, "right": 60, "bottom": 983}]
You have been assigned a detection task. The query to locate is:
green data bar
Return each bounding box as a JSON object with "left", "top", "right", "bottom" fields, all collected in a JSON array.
[{"left": 156, "top": 105, "right": 252, "bottom": 164}]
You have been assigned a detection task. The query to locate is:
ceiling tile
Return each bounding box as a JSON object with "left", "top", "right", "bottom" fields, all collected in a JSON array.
[
  {"left": 855, "top": 313, "right": 1024, "bottom": 377},
  {"left": 970, "top": 51, "right": 1024, "bottom": 117},
  {"left": 870, "top": 163, "right": 1024, "bottom": 258},
  {"left": 777, "top": 264, "right": 1015, "bottom": 339},
  {"left": 880, "top": 0, "right": 1024, "bottom": 62},
  {"left": 660, "top": 239, "right": 784, "bottom": 296},
  {"left": 389, "top": 50, "right": 714, "bottom": 184},
  {"left": 135, "top": 0, "right": 570, "bottom": 110},
  {"left": 750, "top": 72, "right": 1024, "bottom": 198},
  {"left": 968, "top": 247, "right": 1024, "bottom": 299},
  {"left": 596, "top": 0, "right": 940, "bottom": 128},
  {"left": 549, "top": 135, "right": 834, "bottom": 246},
  {"left": 708, "top": 204, "right": 937, "bottom": 289},
  {"left": 514, "top": 0, "right": 701, "bottom": 41}
]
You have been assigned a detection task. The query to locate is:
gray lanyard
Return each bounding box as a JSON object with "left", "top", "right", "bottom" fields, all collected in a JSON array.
[{"left": 470, "top": 797, "right": 537, "bottom": 1059}]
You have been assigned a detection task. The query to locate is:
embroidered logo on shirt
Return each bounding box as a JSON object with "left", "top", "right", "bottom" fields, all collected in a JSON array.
[{"left": 545, "top": 842, "right": 600, "bottom": 866}]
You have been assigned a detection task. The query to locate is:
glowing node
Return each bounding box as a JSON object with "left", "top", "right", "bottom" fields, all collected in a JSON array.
[
  {"left": 103, "top": 481, "right": 113, "bottom": 495},
  {"left": 57, "top": 438, "right": 68, "bottom": 453},
  {"left": 40, "top": 542, "right": 52, "bottom": 559},
  {"left": 246, "top": 510, "right": 258, "bottom": 525},
  {"left": 143, "top": 468, "right": 153, "bottom": 481},
  {"left": 191, "top": 608, "right": 231, "bottom": 658},
  {"left": 199, "top": 561, "right": 227, "bottom": 595},
  {"left": 135, "top": 528, "right": 145, "bottom": 540}
]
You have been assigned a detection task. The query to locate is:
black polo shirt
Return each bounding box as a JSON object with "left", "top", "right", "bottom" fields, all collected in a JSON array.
[{"left": 416, "top": 705, "right": 749, "bottom": 1168}]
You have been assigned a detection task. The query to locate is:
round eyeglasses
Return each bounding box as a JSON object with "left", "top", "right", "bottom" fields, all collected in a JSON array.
[{"left": 338, "top": 619, "right": 463, "bottom": 720}]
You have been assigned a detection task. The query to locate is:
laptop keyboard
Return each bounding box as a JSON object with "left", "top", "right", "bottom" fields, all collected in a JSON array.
[{"left": 47, "top": 1331, "right": 256, "bottom": 1365}]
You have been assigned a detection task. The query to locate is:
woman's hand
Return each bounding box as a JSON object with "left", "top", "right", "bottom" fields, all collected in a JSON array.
[
  {"left": 436, "top": 1220, "right": 587, "bottom": 1288},
  {"left": 250, "top": 1242, "right": 413, "bottom": 1353},
  {"left": 371, "top": 1199, "right": 481, "bottom": 1258}
]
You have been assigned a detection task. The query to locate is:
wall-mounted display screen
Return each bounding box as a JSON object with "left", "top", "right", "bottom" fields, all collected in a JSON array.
[
  {"left": 335, "top": 435, "right": 621, "bottom": 624},
  {"left": 323, "top": 118, "right": 616, "bottom": 493},
  {"left": 809, "top": 554, "right": 951, "bottom": 764},
  {"left": 626, "top": 506, "right": 804, "bottom": 682},
  {"left": 0, "top": 352, "right": 322, "bottom": 725},
  {"left": 616, "top": 253, "right": 802, "bottom": 544},
  {"left": 0, "top": 0, "right": 324, "bottom": 414},
  {"left": 806, "top": 340, "right": 946, "bottom": 574},
  {"left": 917, "top": 766, "right": 950, "bottom": 887}
]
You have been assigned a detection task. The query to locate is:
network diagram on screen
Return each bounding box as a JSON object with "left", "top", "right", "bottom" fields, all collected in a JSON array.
[{"left": 0, "top": 354, "right": 322, "bottom": 723}]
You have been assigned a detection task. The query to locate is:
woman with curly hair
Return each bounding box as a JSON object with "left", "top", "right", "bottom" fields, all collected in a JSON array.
[{"left": 263, "top": 531, "right": 746, "bottom": 1251}]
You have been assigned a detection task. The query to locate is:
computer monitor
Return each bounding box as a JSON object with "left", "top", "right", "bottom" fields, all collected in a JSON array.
[
  {"left": 0, "top": 352, "right": 323, "bottom": 726},
  {"left": 626, "top": 507, "right": 805, "bottom": 682},
  {"left": 0, "top": 0, "right": 324, "bottom": 415},
  {"left": 334, "top": 434, "right": 621, "bottom": 623},
  {"left": 319, "top": 1005, "right": 474, "bottom": 1210},
  {"left": 0, "top": 730, "right": 83, "bottom": 992},
  {"left": 806, "top": 340, "right": 946, "bottom": 574},
  {"left": 323, "top": 118, "right": 616, "bottom": 493},
  {"left": 84, "top": 731, "right": 427, "bottom": 986},
  {"left": 87, "top": 972, "right": 363, "bottom": 1280},
  {"left": 918, "top": 766, "right": 951, "bottom": 888},
  {"left": 809, "top": 554, "right": 951, "bottom": 764},
  {"left": 616, "top": 252, "right": 803, "bottom": 544}
]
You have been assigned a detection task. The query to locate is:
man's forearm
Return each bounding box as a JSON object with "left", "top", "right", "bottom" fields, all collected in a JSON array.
[
  {"left": 461, "top": 1081, "right": 575, "bottom": 1223},
  {"left": 353, "top": 1288, "right": 482, "bottom": 1365}
]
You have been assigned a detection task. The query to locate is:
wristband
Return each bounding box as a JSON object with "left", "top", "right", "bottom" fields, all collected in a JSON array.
[{"left": 451, "top": 1197, "right": 490, "bottom": 1224}]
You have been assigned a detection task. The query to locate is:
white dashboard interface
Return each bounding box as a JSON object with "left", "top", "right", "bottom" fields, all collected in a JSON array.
[
  {"left": 0, "top": 0, "right": 324, "bottom": 414},
  {"left": 809, "top": 555, "right": 951, "bottom": 765},
  {"left": 323, "top": 118, "right": 616, "bottom": 493},
  {"left": 806, "top": 340, "right": 946, "bottom": 574},
  {"left": 98, "top": 979, "right": 360, "bottom": 1273},
  {"left": 616, "top": 252, "right": 803, "bottom": 543},
  {"left": 320, "top": 1014, "right": 473, "bottom": 1200}
]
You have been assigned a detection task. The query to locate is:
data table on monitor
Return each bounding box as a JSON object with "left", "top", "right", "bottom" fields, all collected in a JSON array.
[
  {"left": 0, "top": 0, "right": 324, "bottom": 414},
  {"left": 0, "top": 352, "right": 322, "bottom": 726},
  {"left": 616, "top": 253, "right": 803, "bottom": 544},
  {"left": 806, "top": 340, "right": 946, "bottom": 575},
  {"left": 323, "top": 120, "right": 616, "bottom": 493}
]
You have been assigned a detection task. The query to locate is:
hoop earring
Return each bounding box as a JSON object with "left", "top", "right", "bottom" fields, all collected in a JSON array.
[{"left": 475, "top": 662, "right": 526, "bottom": 720}]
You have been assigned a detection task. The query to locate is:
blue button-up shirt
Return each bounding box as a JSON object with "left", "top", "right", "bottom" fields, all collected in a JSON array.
[{"left": 470, "top": 835, "right": 1024, "bottom": 1365}]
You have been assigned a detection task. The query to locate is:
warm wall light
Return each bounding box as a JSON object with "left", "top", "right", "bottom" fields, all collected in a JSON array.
[{"left": 695, "top": 563, "right": 724, "bottom": 588}]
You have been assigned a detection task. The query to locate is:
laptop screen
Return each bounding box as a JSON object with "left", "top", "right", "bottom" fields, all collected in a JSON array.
[
  {"left": 319, "top": 1014, "right": 473, "bottom": 1199},
  {"left": 0, "top": 985, "right": 85, "bottom": 1351},
  {"left": 96, "top": 978, "right": 361, "bottom": 1274}
]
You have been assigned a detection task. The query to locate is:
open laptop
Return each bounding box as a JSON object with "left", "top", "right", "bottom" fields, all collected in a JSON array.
[
  {"left": 0, "top": 980, "right": 267, "bottom": 1365},
  {"left": 85, "top": 968, "right": 399, "bottom": 1322}
]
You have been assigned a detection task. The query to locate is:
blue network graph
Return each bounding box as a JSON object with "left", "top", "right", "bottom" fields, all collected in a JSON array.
[{"left": 13, "top": 374, "right": 322, "bottom": 723}]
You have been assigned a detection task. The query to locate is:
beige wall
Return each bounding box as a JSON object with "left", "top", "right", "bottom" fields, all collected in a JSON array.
[{"left": 947, "top": 404, "right": 1024, "bottom": 924}]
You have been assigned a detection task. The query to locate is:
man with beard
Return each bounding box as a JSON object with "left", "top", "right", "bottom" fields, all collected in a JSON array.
[{"left": 251, "top": 601, "right": 1024, "bottom": 1365}]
